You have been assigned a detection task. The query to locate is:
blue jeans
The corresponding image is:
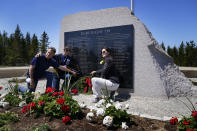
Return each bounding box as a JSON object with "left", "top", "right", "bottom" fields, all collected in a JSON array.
[
  {"left": 27, "top": 71, "right": 53, "bottom": 92},
  {"left": 52, "top": 73, "right": 72, "bottom": 91}
]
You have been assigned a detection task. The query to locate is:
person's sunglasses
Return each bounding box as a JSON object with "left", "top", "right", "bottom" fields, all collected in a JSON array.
[{"left": 102, "top": 51, "right": 106, "bottom": 54}]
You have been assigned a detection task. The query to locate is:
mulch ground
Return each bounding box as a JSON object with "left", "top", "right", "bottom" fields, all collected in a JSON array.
[{"left": 0, "top": 107, "right": 177, "bottom": 131}]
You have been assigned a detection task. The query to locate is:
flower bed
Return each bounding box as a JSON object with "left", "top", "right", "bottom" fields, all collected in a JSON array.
[{"left": 170, "top": 98, "right": 197, "bottom": 131}]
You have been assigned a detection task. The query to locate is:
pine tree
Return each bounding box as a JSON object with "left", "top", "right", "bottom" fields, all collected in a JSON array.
[
  {"left": 161, "top": 42, "right": 166, "bottom": 51},
  {"left": 172, "top": 46, "right": 178, "bottom": 65},
  {"left": 40, "top": 31, "right": 49, "bottom": 54},
  {"left": 178, "top": 41, "right": 185, "bottom": 66},
  {"left": 25, "top": 32, "right": 31, "bottom": 63},
  {"left": 185, "top": 41, "right": 196, "bottom": 66},
  {"left": 167, "top": 46, "right": 173, "bottom": 57},
  {"left": 30, "top": 34, "right": 39, "bottom": 59},
  {"left": 2, "top": 31, "right": 12, "bottom": 65},
  {"left": 12, "top": 24, "right": 24, "bottom": 65}
]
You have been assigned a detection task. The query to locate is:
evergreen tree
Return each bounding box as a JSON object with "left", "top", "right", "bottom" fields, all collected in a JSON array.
[
  {"left": 172, "top": 46, "right": 178, "bottom": 65},
  {"left": 185, "top": 41, "right": 196, "bottom": 66},
  {"left": 0, "top": 25, "right": 52, "bottom": 66},
  {"left": 40, "top": 31, "right": 49, "bottom": 53},
  {"left": 161, "top": 42, "right": 166, "bottom": 51},
  {"left": 178, "top": 41, "right": 185, "bottom": 66},
  {"left": 25, "top": 32, "right": 31, "bottom": 63},
  {"left": 20, "top": 36, "right": 28, "bottom": 64},
  {"left": 2, "top": 31, "right": 11, "bottom": 65},
  {"left": 167, "top": 46, "right": 173, "bottom": 57},
  {"left": 12, "top": 24, "right": 24, "bottom": 65},
  {"left": 30, "top": 34, "right": 39, "bottom": 59}
]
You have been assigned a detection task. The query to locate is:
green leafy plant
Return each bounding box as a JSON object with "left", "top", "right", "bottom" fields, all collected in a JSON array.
[
  {"left": 4, "top": 82, "right": 22, "bottom": 107},
  {"left": 30, "top": 123, "right": 50, "bottom": 131},
  {"left": 22, "top": 91, "right": 34, "bottom": 104},
  {"left": 21, "top": 87, "right": 82, "bottom": 122},
  {"left": 0, "top": 125, "right": 13, "bottom": 131},
  {"left": 104, "top": 105, "right": 133, "bottom": 128},
  {"left": 0, "top": 111, "right": 19, "bottom": 127},
  {"left": 4, "top": 93, "right": 22, "bottom": 107}
]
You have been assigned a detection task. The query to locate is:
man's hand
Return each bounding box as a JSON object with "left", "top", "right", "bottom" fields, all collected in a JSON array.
[
  {"left": 90, "top": 71, "right": 96, "bottom": 76},
  {"left": 71, "top": 71, "right": 77, "bottom": 76},
  {"left": 30, "top": 79, "right": 35, "bottom": 89},
  {"left": 35, "top": 53, "right": 42, "bottom": 57}
]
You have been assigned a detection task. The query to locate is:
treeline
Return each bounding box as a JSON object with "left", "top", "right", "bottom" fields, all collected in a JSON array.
[
  {"left": 0, "top": 25, "right": 50, "bottom": 66},
  {"left": 161, "top": 41, "right": 197, "bottom": 67}
]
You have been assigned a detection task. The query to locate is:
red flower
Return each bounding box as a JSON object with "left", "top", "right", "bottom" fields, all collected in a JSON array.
[
  {"left": 192, "top": 111, "right": 197, "bottom": 118},
  {"left": 56, "top": 98, "right": 65, "bottom": 104},
  {"left": 84, "top": 86, "right": 88, "bottom": 93},
  {"left": 0, "top": 86, "right": 3, "bottom": 90},
  {"left": 27, "top": 102, "right": 36, "bottom": 110},
  {"left": 59, "top": 91, "right": 64, "bottom": 96},
  {"left": 71, "top": 89, "right": 78, "bottom": 95},
  {"left": 21, "top": 106, "right": 27, "bottom": 114},
  {"left": 45, "top": 87, "right": 56, "bottom": 93},
  {"left": 186, "top": 129, "right": 195, "bottom": 131},
  {"left": 183, "top": 120, "right": 190, "bottom": 125},
  {"left": 52, "top": 92, "right": 59, "bottom": 96},
  {"left": 38, "top": 101, "right": 45, "bottom": 106},
  {"left": 84, "top": 77, "right": 92, "bottom": 92},
  {"left": 62, "top": 116, "right": 70, "bottom": 123},
  {"left": 61, "top": 105, "right": 69, "bottom": 112},
  {"left": 170, "top": 117, "right": 178, "bottom": 125}
]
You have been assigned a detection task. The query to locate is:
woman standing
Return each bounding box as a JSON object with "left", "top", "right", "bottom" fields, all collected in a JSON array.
[{"left": 90, "top": 47, "right": 120, "bottom": 103}]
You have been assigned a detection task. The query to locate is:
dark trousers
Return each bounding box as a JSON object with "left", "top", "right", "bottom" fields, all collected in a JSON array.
[{"left": 27, "top": 71, "right": 53, "bottom": 92}]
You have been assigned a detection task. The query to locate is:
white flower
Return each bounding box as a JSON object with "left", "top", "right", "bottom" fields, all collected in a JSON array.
[
  {"left": 26, "top": 78, "right": 31, "bottom": 83},
  {"left": 89, "top": 106, "right": 97, "bottom": 112},
  {"left": 106, "top": 103, "right": 112, "bottom": 108},
  {"left": 125, "top": 104, "right": 129, "bottom": 109},
  {"left": 110, "top": 99, "right": 114, "bottom": 103},
  {"left": 98, "top": 99, "right": 105, "bottom": 105},
  {"left": 103, "top": 116, "right": 113, "bottom": 127},
  {"left": 19, "top": 101, "right": 26, "bottom": 107},
  {"left": 122, "top": 122, "right": 129, "bottom": 130},
  {"left": 115, "top": 103, "right": 122, "bottom": 110},
  {"left": 95, "top": 103, "right": 102, "bottom": 108},
  {"left": 96, "top": 108, "right": 105, "bottom": 116},
  {"left": 33, "top": 92, "right": 41, "bottom": 99},
  {"left": 79, "top": 103, "right": 87, "bottom": 109},
  {"left": 86, "top": 112, "right": 94, "bottom": 121}
]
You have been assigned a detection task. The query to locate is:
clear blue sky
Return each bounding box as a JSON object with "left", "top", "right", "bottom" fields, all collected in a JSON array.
[{"left": 0, "top": 0, "right": 196, "bottom": 52}]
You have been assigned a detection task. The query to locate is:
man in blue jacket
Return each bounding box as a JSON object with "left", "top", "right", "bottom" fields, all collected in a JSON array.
[{"left": 52, "top": 46, "right": 81, "bottom": 91}]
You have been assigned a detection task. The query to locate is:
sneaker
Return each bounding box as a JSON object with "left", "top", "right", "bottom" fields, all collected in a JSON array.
[{"left": 92, "top": 97, "right": 100, "bottom": 103}]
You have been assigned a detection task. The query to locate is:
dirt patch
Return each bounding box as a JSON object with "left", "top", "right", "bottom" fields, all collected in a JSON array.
[{"left": 0, "top": 107, "right": 177, "bottom": 131}]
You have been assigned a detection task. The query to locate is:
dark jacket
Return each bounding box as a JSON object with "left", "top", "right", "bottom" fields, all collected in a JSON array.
[
  {"left": 53, "top": 54, "right": 81, "bottom": 77},
  {"left": 96, "top": 56, "right": 119, "bottom": 83}
]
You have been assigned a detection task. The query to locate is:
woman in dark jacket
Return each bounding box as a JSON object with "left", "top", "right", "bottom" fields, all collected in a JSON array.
[{"left": 90, "top": 47, "right": 119, "bottom": 103}]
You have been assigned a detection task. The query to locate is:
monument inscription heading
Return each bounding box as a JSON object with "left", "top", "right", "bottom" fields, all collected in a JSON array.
[{"left": 64, "top": 24, "right": 134, "bottom": 88}]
